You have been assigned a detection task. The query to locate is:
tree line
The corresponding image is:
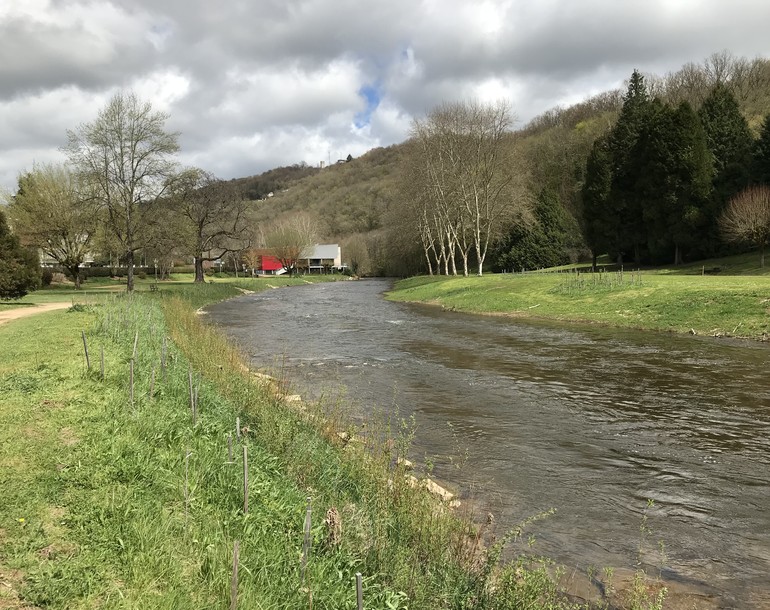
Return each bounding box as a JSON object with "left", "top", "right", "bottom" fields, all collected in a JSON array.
[
  {"left": 2, "top": 92, "right": 325, "bottom": 296},
  {"left": 582, "top": 70, "right": 770, "bottom": 267}
]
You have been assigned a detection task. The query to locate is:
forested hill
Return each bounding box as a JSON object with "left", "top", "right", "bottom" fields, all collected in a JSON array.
[
  {"left": 244, "top": 145, "right": 402, "bottom": 239},
  {"left": 237, "top": 51, "right": 770, "bottom": 276}
]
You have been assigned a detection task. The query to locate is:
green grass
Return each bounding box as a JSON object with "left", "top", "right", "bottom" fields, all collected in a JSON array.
[
  {"left": 1, "top": 286, "right": 595, "bottom": 609},
  {"left": 0, "top": 273, "right": 346, "bottom": 311},
  {"left": 387, "top": 257, "right": 770, "bottom": 339}
]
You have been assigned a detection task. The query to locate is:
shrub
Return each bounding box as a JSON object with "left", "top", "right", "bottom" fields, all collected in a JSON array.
[{"left": 0, "top": 209, "right": 40, "bottom": 299}]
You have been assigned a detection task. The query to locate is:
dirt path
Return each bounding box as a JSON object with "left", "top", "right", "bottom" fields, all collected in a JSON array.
[{"left": 0, "top": 302, "right": 71, "bottom": 327}]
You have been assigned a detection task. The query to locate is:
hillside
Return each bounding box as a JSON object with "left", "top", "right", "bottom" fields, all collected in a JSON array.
[
  {"left": 245, "top": 145, "right": 403, "bottom": 240},
  {"left": 233, "top": 51, "right": 770, "bottom": 276}
]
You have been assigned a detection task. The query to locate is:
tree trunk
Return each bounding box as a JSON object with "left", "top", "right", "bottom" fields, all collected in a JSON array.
[
  {"left": 592, "top": 252, "right": 598, "bottom": 272},
  {"left": 126, "top": 251, "right": 135, "bottom": 292},
  {"left": 674, "top": 244, "right": 682, "bottom": 266},
  {"left": 67, "top": 265, "right": 82, "bottom": 289},
  {"left": 194, "top": 256, "right": 205, "bottom": 283}
]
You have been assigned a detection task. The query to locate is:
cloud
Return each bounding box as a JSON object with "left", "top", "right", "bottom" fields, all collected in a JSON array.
[{"left": 1, "top": 0, "right": 769, "bottom": 190}]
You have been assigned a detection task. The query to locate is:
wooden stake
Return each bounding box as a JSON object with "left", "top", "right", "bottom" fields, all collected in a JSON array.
[
  {"left": 148, "top": 367, "right": 156, "bottom": 399},
  {"left": 129, "top": 359, "right": 134, "bottom": 409},
  {"left": 188, "top": 367, "right": 196, "bottom": 425},
  {"left": 184, "top": 449, "right": 191, "bottom": 522},
  {"left": 132, "top": 331, "right": 138, "bottom": 360},
  {"left": 242, "top": 445, "right": 249, "bottom": 514},
  {"left": 236, "top": 416, "right": 241, "bottom": 440},
  {"left": 194, "top": 376, "right": 200, "bottom": 418},
  {"left": 81, "top": 331, "right": 90, "bottom": 370},
  {"left": 356, "top": 572, "right": 363, "bottom": 610},
  {"left": 230, "top": 540, "right": 240, "bottom": 610},
  {"left": 160, "top": 337, "right": 167, "bottom": 382},
  {"left": 301, "top": 496, "right": 312, "bottom": 582}
]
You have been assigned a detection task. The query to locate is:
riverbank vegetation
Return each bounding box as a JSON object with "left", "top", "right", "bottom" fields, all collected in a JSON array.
[
  {"left": 387, "top": 253, "right": 770, "bottom": 340},
  {"left": 4, "top": 284, "right": 665, "bottom": 609}
]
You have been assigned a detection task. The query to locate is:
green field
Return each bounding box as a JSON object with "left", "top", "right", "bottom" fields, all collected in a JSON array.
[
  {"left": 387, "top": 254, "right": 770, "bottom": 340},
  {"left": 0, "top": 273, "right": 344, "bottom": 310}
]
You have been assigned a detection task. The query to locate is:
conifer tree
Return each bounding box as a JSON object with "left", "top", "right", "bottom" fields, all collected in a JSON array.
[
  {"left": 698, "top": 83, "right": 753, "bottom": 253},
  {"left": 581, "top": 134, "right": 614, "bottom": 268},
  {"left": 637, "top": 101, "right": 713, "bottom": 263},
  {"left": 0, "top": 208, "right": 41, "bottom": 299},
  {"left": 607, "top": 69, "right": 653, "bottom": 264},
  {"left": 751, "top": 113, "right": 770, "bottom": 185}
]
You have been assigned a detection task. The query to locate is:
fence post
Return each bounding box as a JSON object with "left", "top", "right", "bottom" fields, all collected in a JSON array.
[
  {"left": 242, "top": 445, "right": 249, "bottom": 514},
  {"left": 356, "top": 572, "right": 363, "bottom": 610},
  {"left": 129, "top": 359, "right": 135, "bottom": 410},
  {"left": 301, "top": 496, "right": 312, "bottom": 583},
  {"left": 81, "top": 331, "right": 90, "bottom": 371},
  {"left": 230, "top": 540, "right": 240, "bottom": 610}
]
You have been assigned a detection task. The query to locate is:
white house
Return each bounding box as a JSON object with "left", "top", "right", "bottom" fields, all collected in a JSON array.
[{"left": 304, "top": 244, "right": 343, "bottom": 273}]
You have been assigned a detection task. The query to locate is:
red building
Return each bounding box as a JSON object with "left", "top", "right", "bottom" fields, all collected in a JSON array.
[{"left": 258, "top": 254, "right": 284, "bottom": 274}]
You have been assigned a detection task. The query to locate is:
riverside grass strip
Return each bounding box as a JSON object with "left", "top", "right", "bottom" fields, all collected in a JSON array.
[
  {"left": 387, "top": 271, "right": 770, "bottom": 340},
  {"left": 0, "top": 290, "right": 616, "bottom": 610}
]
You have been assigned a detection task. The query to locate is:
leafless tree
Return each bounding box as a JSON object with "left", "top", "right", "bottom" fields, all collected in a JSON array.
[
  {"left": 720, "top": 185, "right": 770, "bottom": 267},
  {"left": 263, "top": 213, "right": 317, "bottom": 276},
  {"left": 169, "top": 168, "right": 250, "bottom": 282},
  {"left": 65, "top": 91, "right": 179, "bottom": 291},
  {"left": 408, "top": 100, "right": 530, "bottom": 276}
]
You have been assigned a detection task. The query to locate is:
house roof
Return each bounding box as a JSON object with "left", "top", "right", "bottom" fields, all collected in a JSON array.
[{"left": 308, "top": 244, "right": 339, "bottom": 259}]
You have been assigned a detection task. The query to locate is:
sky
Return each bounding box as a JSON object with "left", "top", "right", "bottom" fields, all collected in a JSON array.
[{"left": 1, "top": 0, "right": 769, "bottom": 192}]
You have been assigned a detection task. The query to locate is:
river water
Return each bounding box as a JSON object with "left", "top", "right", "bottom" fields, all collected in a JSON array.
[{"left": 205, "top": 278, "right": 770, "bottom": 608}]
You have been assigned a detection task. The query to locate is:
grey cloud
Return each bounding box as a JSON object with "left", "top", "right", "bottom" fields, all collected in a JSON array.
[{"left": 1, "top": 0, "right": 770, "bottom": 190}]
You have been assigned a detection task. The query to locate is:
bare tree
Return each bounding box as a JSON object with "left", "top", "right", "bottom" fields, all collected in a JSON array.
[
  {"left": 170, "top": 168, "right": 250, "bottom": 282},
  {"left": 720, "top": 185, "right": 770, "bottom": 267},
  {"left": 7, "top": 163, "right": 99, "bottom": 288},
  {"left": 65, "top": 91, "right": 179, "bottom": 291},
  {"left": 242, "top": 247, "right": 261, "bottom": 276},
  {"left": 263, "top": 213, "right": 317, "bottom": 276},
  {"left": 408, "top": 100, "right": 530, "bottom": 276}
]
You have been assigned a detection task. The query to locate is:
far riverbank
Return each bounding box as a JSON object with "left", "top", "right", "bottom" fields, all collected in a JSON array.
[{"left": 386, "top": 271, "right": 770, "bottom": 341}]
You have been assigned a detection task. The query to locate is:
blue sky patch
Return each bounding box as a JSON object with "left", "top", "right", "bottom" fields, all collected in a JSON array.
[{"left": 355, "top": 83, "right": 381, "bottom": 128}]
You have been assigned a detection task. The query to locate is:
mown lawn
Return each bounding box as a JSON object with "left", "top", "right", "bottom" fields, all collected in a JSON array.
[{"left": 388, "top": 270, "right": 770, "bottom": 339}]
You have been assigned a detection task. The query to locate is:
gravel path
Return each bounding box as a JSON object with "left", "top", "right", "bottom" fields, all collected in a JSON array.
[{"left": 0, "top": 302, "right": 71, "bottom": 327}]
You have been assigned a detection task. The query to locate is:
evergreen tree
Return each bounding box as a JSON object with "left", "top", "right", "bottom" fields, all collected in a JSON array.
[
  {"left": 607, "top": 69, "right": 653, "bottom": 264},
  {"left": 0, "top": 208, "right": 41, "bottom": 299},
  {"left": 751, "top": 113, "right": 770, "bottom": 185},
  {"left": 492, "top": 189, "right": 571, "bottom": 271},
  {"left": 637, "top": 101, "right": 713, "bottom": 264},
  {"left": 698, "top": 84, "right": 753, "bottom": 177},
  {"left": 581, "top": 134, "right": 614, "bottom": 268},
  {"left": 698, "top": 84, "right": 753, "bottom": 255}
]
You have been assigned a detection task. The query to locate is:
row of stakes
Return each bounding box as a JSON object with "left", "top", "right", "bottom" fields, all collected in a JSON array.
[{"left": 81, "top": 328, "right": 368, "bottom": 609}]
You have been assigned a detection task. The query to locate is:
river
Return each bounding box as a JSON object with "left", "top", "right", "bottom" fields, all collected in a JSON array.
[{"left": 205, "top": 278, "right": 770, "bottom": 608}]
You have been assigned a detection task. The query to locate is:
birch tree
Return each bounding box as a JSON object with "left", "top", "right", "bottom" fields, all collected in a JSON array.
[{"left": 408, "top": 100, "right": 528, "bottom": 276}]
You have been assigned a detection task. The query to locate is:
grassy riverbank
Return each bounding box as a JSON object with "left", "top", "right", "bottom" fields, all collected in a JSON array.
[
  {"left": 0, "top": 273, "right": 344, "bottom": 310},
  {"left": 0, "top": 284, "right": 602, "bottom": 609},
  {"left": 387, "top": 256, "right": 770, "bottom": 340}
]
